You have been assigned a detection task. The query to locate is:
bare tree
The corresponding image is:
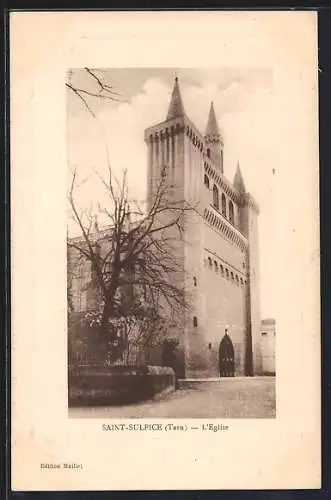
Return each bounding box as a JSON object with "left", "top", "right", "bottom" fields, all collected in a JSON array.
[
  {"left": 67, "top": 165, "right": 193, "bottom": 360},
  {"left": 67, "top": 68, "right": 195, "bottom": 362},
  {"left": 102, "top": 314, "right": 168, "bottom": 366},
  {"left": 66, "top": 68, "right": 124, "bottom": 117}
]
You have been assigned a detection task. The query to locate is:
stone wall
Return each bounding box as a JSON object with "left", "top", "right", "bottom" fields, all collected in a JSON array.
[
  {"left": 68, "top": 365, "right": 176, "bottom": 407},
  {"left": 260, "top": 319, "right": 276, "bottom": 375},
  {"left": 183, "top": 201, "right": 248, "bottom": 376},
  {"left": 144, "top": 112, "right": 257, "bottom": 378}
]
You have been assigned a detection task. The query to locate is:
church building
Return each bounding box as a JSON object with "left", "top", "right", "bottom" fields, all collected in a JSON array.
[{"left": 144, "top": 77, "right": 262, "bottom": 377}]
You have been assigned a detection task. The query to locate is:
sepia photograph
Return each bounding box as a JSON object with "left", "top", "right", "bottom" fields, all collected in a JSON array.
[
  {"left": 67, "top": 68, "right": 276, "bottom": 418},
  {"left": 11, "top": 11, "right": 320, "bottom": 490}
]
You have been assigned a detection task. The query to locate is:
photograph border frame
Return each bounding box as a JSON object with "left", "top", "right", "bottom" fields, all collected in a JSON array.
[{"left": 4, "top": 5, "right": 331, "bottom": 498}]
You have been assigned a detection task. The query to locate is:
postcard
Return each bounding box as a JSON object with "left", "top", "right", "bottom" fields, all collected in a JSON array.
[{"left": 11, "top": 10, "right": 320, "bottom": 490}]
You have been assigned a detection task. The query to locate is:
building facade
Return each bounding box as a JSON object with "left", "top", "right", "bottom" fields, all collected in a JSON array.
[
  {"left": 68, "top": 77, "right": 263, "bottom": 378},
  {"left": 260, "top": 318, "right": 276, "bottom": 375},
  {"left": 144, "top": 77, "right": 262, "bottom": 377}
]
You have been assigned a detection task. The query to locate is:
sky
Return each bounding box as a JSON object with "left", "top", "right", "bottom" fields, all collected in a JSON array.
[{"left": 67, "top": 68, "right": 276, "bottom": 318}]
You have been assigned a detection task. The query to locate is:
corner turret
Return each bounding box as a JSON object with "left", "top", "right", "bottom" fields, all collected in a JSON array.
[
  {"left": 233, "top": 161, "right": 246, "bottom": 195},
  {"left": 204, "top": 102, "right": 224, "bottom": 172}
]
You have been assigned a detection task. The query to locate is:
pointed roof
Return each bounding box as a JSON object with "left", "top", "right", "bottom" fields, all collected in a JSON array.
[
  {"left": 167, "top": 77, "right": 185, "bottom": 120},
  {"left": 205, "top": 102, "right": 220, "bottom": 137},
  {"left": 233, "top": 162, "right": 246, "bottom": 194}
]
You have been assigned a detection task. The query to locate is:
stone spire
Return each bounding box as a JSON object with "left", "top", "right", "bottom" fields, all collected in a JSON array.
[
  {"left": 233, "top": 162, "right": 246, "bottom": 194},
  {"left": 167, "top": 77, "right": 185, "bottom": 120},
  {"left": 205, "top": 101, "right": 220, "bottom": 138},
  {"left": 204, "top": 102, "right": 223, "bottom": 172}
]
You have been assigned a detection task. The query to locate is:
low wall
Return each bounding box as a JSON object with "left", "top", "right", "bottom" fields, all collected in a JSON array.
[
  {"left": 262, "top": 370, "right": 276, "bottom": 376},
  {"left": 68, "top": 364, "right": 176, "bottom": 407}
]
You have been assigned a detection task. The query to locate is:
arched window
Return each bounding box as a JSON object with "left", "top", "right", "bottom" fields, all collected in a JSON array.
[
  {"left": 240, "top": 277, "right": 244, "bottom": 286},
  {"left": 91, "top": 243, "right": 101, "bottom": 283},
  {"left": 221, "top": 193, "right": 227, "bottom": 217},
  {"left": 193, "top": 276, "right": 197, "bottom": 287},
  {"left": 225, "top": 269, "right": 229, "bottom": 279},
  {"left": 214, "top": 261, "right": 218, "bottom": 273},
  {"left": 231, "top": 272, "right": 234, "bottom": 282},
  {"left": 220, "top": 264, "right": 224, "bottom": 276},
  {"left": 155, "top": 134, "right": 159, "bottom": 156},
  {"left": 204, "top": 174, "right": 210, "bottom": 189},
  {"left": 236, "top": 275, "right": 239, "bottom": 285},
  {"left": 91, "top": 262, "right": 98, "bottom": 283},
  {"left": 208, "top": 342, "right": 212, "bottom": 350},
  {"left": 229, "top": 201, "right": 234, "bottom": 224},
  {"left": 207, "top": 148, "right": 211, "bottom": 158},
  {"left": 161, "top": 164, "right": 167, "bottom": 178},
  {"left": 208, "top": 257, "right": 212, "bottom": 268},
  {"left": 213, "top": 185, "right": 219, "bottom": 209},
  {"left": 193, "top": 316, "right": 198, "bottom": 327}
]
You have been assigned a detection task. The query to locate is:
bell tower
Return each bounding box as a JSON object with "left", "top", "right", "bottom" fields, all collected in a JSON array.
[{"left": 143, "top": 77, "right": 187, "bottom": 373}]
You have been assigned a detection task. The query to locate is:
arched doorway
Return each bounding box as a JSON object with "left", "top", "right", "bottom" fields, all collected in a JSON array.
[{"left": 219, "top": 332, "right": 235, "bottom": 377}]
